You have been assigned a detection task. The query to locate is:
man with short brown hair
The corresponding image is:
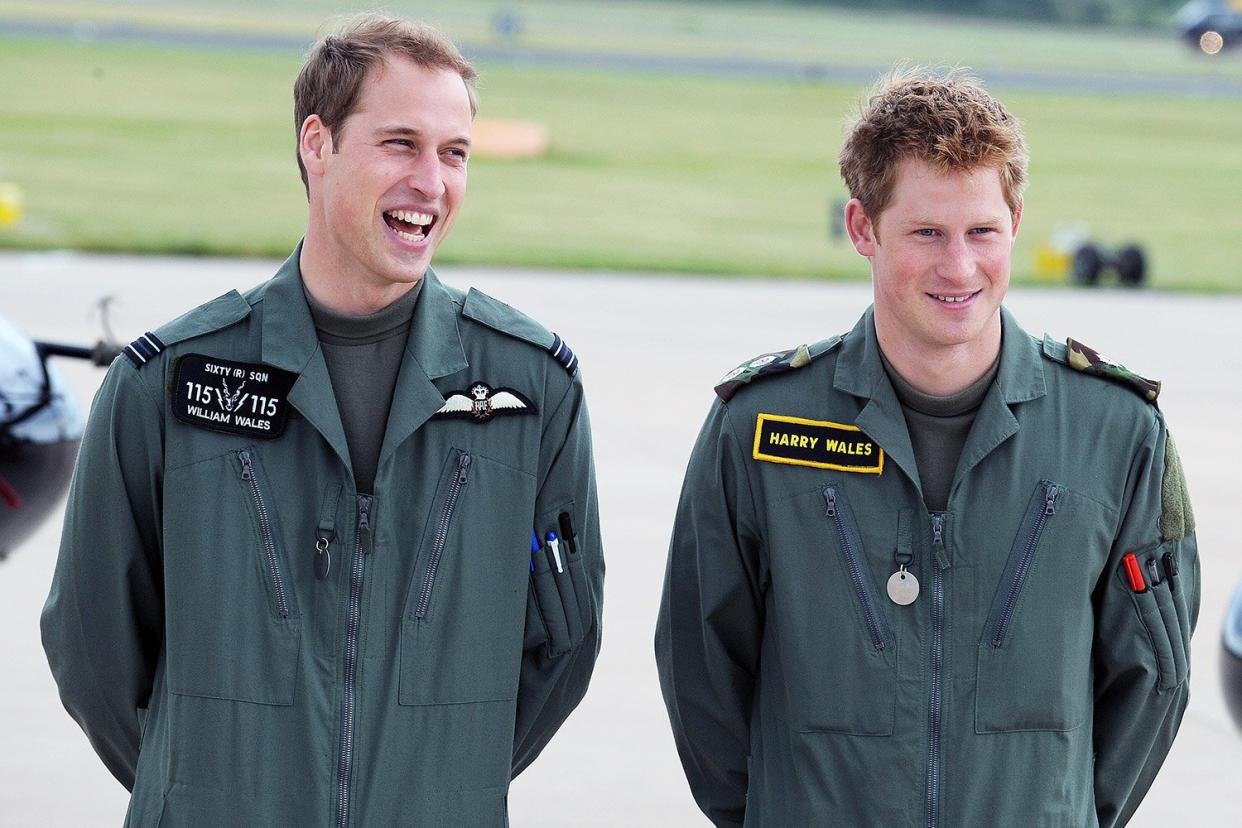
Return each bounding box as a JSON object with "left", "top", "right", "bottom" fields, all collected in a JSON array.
[
  {"left": 44, "top": 16, "right": 602, "bottom": 825},
  {"left": 657, "top": 69, "right": 1196, "bottom": 827}
]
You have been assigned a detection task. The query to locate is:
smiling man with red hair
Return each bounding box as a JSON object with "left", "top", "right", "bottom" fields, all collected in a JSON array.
[{"left": 657, "top": 68, "right": 1197, "bottom": 827}]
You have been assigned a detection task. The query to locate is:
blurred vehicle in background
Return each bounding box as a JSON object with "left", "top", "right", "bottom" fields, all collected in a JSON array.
[
  {"left": 1177, "top": 1, "right": 1242, "bottom": 51},
  {"left": 0, "top": 314, "right": 116, "bottom": 561}
]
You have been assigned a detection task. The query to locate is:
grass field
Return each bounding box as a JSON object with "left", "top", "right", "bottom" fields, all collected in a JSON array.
[{"left": 1, "top": 2, "right": 1241, "bottom": 289}]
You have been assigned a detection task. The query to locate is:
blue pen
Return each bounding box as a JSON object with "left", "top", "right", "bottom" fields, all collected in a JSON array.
[
  {"left": 530, "top": 530, "right": 540, "bottom": 572},
  {"left": 545, "top": 530, "right": 563, "bottom": 574}
]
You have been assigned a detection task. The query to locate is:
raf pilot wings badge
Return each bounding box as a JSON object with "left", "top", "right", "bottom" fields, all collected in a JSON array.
[{"left": 434, "top": 382, "right": 537, "bottom": 423}]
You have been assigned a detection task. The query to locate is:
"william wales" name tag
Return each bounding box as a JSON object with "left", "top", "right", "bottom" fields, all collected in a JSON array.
[
  {"left": 752, "top": 413, "right": 883, "bottom": 474},
  {"left": 172, "top": 354, "right": 297, "bottom": 439}
]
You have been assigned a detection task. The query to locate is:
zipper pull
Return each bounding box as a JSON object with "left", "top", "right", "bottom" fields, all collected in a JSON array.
[
  {"left": 930, "top": 513, "right": 950, "bottom": 570},
  {"left": 239, "top": 450, "right": 253, "bottom": 480},
  {"left": 314, "top": 532, "right": 333, "bottom": 580},
  {"left": 1044, "top": 484, "right": 1058, "bottom": 516},
  {"left": 358, "top": 495, "right": 372, "bottom": 533},
  {"left": 823, "top": 487, "right": 837, "bottom": 518},
  {"left": 457, "top": 454, "right": 472, "bottom": 484}
]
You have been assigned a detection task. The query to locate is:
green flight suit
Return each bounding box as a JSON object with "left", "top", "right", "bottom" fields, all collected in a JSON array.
[
  {"left": 656, "top": 307, "right": 1198, "bottom": 827},
  {"left": 42, "top": 249, "right": 603, "bottom": 826}
]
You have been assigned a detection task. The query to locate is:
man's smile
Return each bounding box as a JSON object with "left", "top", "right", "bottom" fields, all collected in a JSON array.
[{"left": 382, "top": 209, "right": 437, "bottom": 244}]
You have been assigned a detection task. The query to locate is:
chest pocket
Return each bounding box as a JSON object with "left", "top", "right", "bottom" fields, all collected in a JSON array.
[
  {"left": 163, "top": 447, "right": 301, "bottom": 705},
  {"left": 398, "top": 449, "right": 535, "bottom": 706},
  {"left": 775, "top": 482, "right": 897, "bottom": 736},
  {"left": 975, "top": 482, "right": 1111, "bottom": 733}
]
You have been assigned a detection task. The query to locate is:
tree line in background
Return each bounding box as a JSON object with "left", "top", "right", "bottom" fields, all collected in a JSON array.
[{"left": 778, "top": 0, "right": 1187, "bottom": 28}]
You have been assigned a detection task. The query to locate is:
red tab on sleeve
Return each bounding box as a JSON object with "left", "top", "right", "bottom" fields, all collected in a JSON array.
[{"left": 1122, "top": 552, "right": 1147, "bottom": 593}]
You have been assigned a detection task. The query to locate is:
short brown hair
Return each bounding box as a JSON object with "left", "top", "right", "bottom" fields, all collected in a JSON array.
[
  {"left": 293, "top": 15, "right": 479, "bottom": 194},
  {"left": 838, "top": 67, "right": 1028, "bottom": 224}
]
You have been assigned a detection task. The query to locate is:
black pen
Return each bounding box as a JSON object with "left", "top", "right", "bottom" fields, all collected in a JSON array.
[{"left": 558, "top": 512, "right": 578, "bottom": 556}]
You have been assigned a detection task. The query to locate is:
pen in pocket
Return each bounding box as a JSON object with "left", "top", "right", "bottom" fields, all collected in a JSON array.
[
  {"left": 545, "top": 531, "right": 564, "bottom": 574},
  {"left": 1122, "top": 551, "right": 1147, "bottom": 593},
  {"left": 558, "top": 512, "right": 578, "bottom": 557}
]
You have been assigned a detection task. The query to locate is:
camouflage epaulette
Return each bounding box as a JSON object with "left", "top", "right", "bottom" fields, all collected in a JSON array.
[
  {"left": 1064, "top": 337, "right": 1161, "bottom": 403},
  {"left": 714, "top": 336, "right": 841, "bottom": 402}
]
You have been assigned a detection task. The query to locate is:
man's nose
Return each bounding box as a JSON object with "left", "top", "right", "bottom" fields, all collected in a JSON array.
[
  {"left": 405, "top": 153, "right": 445, "bottom": 200},
  {"left": 939, "top": 235, "right": 975, "bottom": 283}
]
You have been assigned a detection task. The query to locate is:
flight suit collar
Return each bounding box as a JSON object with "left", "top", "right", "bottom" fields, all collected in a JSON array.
[
  {"left": 258, "top": 245, "right": 470, "bottom": 486},
  {"left": 831, "top": 305, "right": 1047, "bottom": 499},
  {"left": 830, "top": 306, "right": 1045, "bottom": 404},
  {"left": 377, "top": 266, "right": 469, "bottom": 474}
]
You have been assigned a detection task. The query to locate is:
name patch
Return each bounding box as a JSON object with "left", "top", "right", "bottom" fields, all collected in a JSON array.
[
  {"left": 172, "top": 353, "right": 297, "bottom": 439},
  {"left": 752, "top": 413, "right": 883, "bottom": 474}
]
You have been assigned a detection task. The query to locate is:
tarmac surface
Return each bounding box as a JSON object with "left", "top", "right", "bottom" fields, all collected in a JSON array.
[{"left": 2, "top": 251, "right": 1241, "bottom": 826}]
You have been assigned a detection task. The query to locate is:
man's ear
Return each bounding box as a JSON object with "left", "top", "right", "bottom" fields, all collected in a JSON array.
[
  {"left": 845, "top": 198, "right": 877, "bottom": 257},
  {"left": 1010, "top": 198, "right": 1024, "bottom": 242},
  {"left": 299, "top": 115, "right": 331, "bottom": 178}
]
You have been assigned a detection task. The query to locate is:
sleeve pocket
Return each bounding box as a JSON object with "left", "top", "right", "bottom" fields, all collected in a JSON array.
[
  {"left": 1121, "top": 550, "right": 1188, "bottom": 692},
  {"left": 529, "top": 502, "right": 586, "bottom": 657}
]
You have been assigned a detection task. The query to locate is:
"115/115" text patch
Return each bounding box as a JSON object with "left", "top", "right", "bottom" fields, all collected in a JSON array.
[{"left": 171, "top": 353, "right": 297, "bottom": 439}]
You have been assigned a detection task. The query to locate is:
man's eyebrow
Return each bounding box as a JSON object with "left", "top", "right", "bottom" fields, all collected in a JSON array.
[
  {"left": 904, "top": 216, "right": 1005, "bottom": 226},
  {"left": 375, "top": 126, "right": 471, "bottom": 147}
]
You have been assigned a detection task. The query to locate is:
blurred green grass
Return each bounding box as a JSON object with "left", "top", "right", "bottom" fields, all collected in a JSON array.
[{"left": 0, "top": 29, "right": 1240, "bottom": 288}]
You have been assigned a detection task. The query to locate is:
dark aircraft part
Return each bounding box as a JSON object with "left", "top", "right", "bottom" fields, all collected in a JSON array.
[
  {"left": 1116, "top": 245, "right": 1146, "bottom": 286},
  {"left": 0, "top": 313, "right": 115, "bottom": 561},
  {"left": 1072, "top": 244, "right": 1103, "bottom": 285},
  {"left": 1224, "top": 577, "right": 1242, "bottom": 732},
  {"left": 0, "top": 440, "right": 79, "bottom": 562},
  {"left": 1071, "top": 242, "right": 1147, "bottom": 287}
]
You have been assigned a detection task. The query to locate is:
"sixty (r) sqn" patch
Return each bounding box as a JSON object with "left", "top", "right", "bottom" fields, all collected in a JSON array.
[
  {"left": 172, "top": 353, "right": 297, "bottom": 439},
  {"left": 752, "top": 413, "right": 883, "bottom": 474}
]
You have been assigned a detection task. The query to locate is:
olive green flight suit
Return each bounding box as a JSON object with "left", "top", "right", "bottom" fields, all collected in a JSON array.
[
  {"left": 656, "top": 307, "right": 1198, "bottom": 827},
  {"left": 42, "top": 249, "right": 603, "bottom": 826}
]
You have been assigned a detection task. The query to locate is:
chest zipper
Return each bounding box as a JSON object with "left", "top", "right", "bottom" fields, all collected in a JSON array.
[
  {"left": 823, "top": 486, "right": 888, "bottom": 652},
  {"left": 414, "top": 453, "right": 472, "bottom": 620},
  {"left": 991, "top": 483, "right": 1058, "bottom": 648},
  {"left": 238, "top": 450, "right": 289, "bottom": 620},
  {"left": 926, "top": 513, "right": 946, "bottom": 828},
  {"left": 336, "top": 494, "right": 372, "bottom": 828}
]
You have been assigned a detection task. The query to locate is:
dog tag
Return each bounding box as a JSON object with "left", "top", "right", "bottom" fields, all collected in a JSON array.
[{"left": 887, "top": 567, "right": 919, "bottom": 605}]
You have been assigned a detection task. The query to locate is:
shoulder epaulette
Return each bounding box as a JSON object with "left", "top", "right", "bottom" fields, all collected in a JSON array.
[
  {"left": 461, "top": 288, "right": 578, "bottom": 376},
  {"left": 1042, "top": 335, "right": 1160, "bottom": 403},
  {"left": 122, "top": 290, "right": 251, "bottom": 370},
  {"left": 714, "top": 335, "right": 842, "bottom": 402},
  {"left": 122, "top": 332, "right": 166, "bottom": 368}
]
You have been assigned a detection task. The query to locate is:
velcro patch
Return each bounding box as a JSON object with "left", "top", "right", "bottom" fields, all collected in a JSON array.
[
  {"left": 172, "top": 354, "right": 297, "bottom": 439},
  {"left": 752, "top": 413, "right": 883, "bottom": 474}
]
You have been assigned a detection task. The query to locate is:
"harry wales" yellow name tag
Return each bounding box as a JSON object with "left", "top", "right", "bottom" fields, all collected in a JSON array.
[{"left": 752, "top": 413, "right": 883, "bottom": 474}]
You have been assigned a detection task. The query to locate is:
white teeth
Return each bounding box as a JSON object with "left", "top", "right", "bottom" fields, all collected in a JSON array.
[
  {"left": 933, "top": 294, "right": 971, "bottom": 303},
  {"left": 387, "top": 209, "right": 433, "bottom": 225},
  {"left": 393, "top": 228, "right": 425, "bottom": 243}
]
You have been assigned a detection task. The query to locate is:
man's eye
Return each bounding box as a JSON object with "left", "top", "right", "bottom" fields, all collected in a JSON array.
[
  {"left": 386, "top": 139, "right": 414, "bottom": 149},
  {"left": 444, "top": 148, "right": 468, "bottom": 161},
  {"left": 971, "top": 227, "right": 996, "bottom": 235},
  {"left": 916, "top": 229, "right": 938, "bottom": 238}
]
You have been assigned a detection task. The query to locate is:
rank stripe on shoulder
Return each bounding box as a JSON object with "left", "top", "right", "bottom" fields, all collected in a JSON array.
[
  {"left": 122, "top": 331, "right": 166, "bottom": 368},
  {"left": 549, "top": 332, "right": 578, "bottom": 376},
  {"left": 752, "top": 413, "right": 884, "bottom": 474}
]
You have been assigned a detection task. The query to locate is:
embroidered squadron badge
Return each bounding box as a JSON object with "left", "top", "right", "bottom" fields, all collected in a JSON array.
[
  {"left": 434, "top": 382, "right": 536, "bottom": 422},
  {"left": 171, "top": 354, "right": 297, "bottom": 439},
  {"left": 752, "top": 413, "right": 883, "bottom": 474}
]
